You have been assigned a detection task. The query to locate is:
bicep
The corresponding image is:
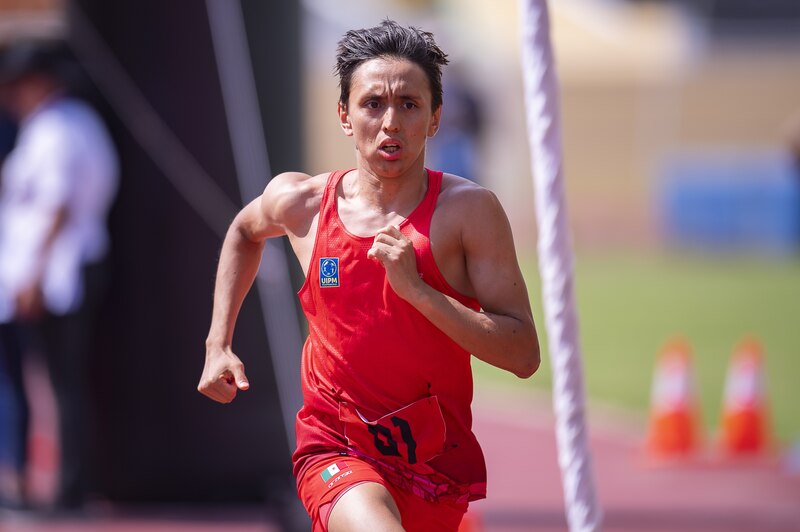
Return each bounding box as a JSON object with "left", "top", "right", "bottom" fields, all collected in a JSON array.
[{"left": 463, "top": 193, "right": 533, "bottom": 321}]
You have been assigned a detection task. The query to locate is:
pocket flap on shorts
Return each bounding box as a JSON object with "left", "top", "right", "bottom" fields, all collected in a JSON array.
[{"left": 338, "top": 396, "right": 447, "bottom": 465}]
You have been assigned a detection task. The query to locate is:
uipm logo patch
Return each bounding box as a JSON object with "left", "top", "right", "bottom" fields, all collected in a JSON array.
[{"left": 320, "top": 257, "right": 340, "bottom": 287}]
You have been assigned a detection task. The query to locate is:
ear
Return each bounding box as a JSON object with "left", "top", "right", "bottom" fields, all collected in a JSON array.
[
  {"left": 338, "top": 101, "right": 353, "bottom": 137},
  {"left": 427, "top": 105, "right": 442, "bottom": 138}
]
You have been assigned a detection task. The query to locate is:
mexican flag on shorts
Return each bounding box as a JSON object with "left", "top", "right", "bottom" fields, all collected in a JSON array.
[{"left": 320, "top": 461, "right": 349, "bottom": 482}]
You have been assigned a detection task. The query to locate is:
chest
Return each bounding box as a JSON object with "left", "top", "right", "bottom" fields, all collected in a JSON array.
[
  {"left": 290, "top": 204, "right": 472, "bottom": 299},
  {"left": 1, "top": 147, "right": 49, "bottom": 207}
]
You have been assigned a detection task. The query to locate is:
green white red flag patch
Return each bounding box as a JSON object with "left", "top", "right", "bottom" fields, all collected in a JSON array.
[{"left": 320, "top": 461, "right": 349, "bottom": 482}]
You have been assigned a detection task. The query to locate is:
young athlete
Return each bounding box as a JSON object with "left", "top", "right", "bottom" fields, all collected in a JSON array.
[{"left": 198, "top": 20, "right": 540, "bottom": 532}]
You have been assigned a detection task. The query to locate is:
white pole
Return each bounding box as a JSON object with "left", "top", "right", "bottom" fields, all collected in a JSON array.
[{"left": 518, "top": 0, "right": 602, "bottom": 530}]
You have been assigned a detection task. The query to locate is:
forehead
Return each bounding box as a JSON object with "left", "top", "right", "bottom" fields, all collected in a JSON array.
[{"left": 349, "top": 57, "right": 431, "bottom": 98}]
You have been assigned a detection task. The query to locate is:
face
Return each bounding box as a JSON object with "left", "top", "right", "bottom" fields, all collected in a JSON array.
[
  {"left": 338, "top": 57, "right": 441, "bottom": 179},
  {"left": 0, "top": 75, "right": 51, "bottom": 120}
]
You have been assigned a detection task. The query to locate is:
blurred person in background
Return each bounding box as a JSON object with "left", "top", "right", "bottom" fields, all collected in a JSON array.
[
  {"left": 198, "top": 20, "right": 538, "bottom": 532},
  {"left": 426, "top": 66, "right": 485, "bottom": 183},
  {"left": 0, "top": 39, "right": 118, "bottom": 511}
]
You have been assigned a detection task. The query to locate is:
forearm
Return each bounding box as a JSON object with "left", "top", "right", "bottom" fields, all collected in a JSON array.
[
  {"left": 408, "top": 283, "right": 540, "bottom": 378},
  {"left": 205, "top": 221, "right": 265, "bottom": 349},
  {"left": 31, "top": 207, "right": 69, "bottom": 280},
  {"left": 15, "top": 207, "right": 69, "bottom": 318}
]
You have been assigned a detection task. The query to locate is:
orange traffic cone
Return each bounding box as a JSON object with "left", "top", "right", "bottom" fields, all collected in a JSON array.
[
  {"left": 458, "top": 510, "right": 483, "bottom": 532},
  {"left": 719, "top": 338, "right": 770, "bottom": 456},
  {"left": 646, "top": 338, "right": 701, "bottom": 459}
]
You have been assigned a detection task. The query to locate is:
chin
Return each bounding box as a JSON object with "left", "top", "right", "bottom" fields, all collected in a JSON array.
[{"left": 366, "top": 160, "right": 406, "bottom": 178}]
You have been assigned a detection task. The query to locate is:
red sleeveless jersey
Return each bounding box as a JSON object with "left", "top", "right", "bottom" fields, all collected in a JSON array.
[{"left": 293, "top": 169, "right": 487, "bottom": 502}]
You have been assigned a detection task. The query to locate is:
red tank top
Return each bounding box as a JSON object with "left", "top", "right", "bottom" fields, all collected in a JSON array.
[{"left": 293, "top": 169, "right": 487, "bottom": 502}]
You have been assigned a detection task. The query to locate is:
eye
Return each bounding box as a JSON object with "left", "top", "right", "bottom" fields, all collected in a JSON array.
[
  {"left": 365, "top": 100, "right": 380, "bottom": 109},
  {"left": 403, "top": 101, "right": 417, "bottom": 110}
]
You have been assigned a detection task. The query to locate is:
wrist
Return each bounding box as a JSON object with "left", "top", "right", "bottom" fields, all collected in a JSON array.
[
  {"left": 205, "top": 335, "right": 231, "bottom": 352},
  {"left": 403, "top": 277, "right": 434, "bottom": 308}
]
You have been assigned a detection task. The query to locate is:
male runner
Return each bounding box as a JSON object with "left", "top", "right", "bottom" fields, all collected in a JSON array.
[{"left": 198, "top": 20, "right": 540, "bottom": 532}]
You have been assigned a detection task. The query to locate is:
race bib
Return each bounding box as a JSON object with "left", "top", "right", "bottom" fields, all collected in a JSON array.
[{"left": 339, "top": 396, "right": 447, "bottom": 465}]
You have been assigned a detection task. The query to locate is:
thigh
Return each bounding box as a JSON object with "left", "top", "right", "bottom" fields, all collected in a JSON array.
[
  {"left": 0, "top": 323, "right": 25, "bottom": 379},
  {"left": 39, "top": 311, "right": 88, "bottom": 403},
  {"left": 328, "top": 481, "right": 404, "bottom": 532},
  {"left": 388, "top": 485, "right": 468, "bottom": 532},
  {"left": 297, "top": 453, "right": 397, "bottom": 532}
]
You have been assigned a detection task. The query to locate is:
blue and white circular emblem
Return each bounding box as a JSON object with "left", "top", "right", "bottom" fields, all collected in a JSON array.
[{"left": 321, "top": 258, "right": 338, "bottom": 278}]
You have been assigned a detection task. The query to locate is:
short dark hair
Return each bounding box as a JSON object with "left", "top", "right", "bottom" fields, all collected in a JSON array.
[
  {"left": 0, "top": 39, "right": 75, "bottom": 86},
  {"left": 335, "top": 19, "right": 449, "bottom": 111}
]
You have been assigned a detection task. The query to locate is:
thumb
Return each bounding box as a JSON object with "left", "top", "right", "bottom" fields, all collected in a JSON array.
[{"left": 231, "top": 365, "right": 250, "bottom": 390}]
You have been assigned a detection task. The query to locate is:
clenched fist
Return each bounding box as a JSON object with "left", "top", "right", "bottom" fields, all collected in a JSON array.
[{"left": 198, "top": 346, "right": 250, "bottom": 404}]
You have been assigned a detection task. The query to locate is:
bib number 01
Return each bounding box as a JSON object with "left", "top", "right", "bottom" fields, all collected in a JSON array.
[
  {"left": 339, "top": 396, "right": 445, "bottom": 465},
  {"left": 368, "top": 416, "right": 418, "bottom": 464}
]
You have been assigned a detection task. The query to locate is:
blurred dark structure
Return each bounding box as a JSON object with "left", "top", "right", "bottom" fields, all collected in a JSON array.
[{"left": 67, "top": 0, "right": 303, "bottom": 516}]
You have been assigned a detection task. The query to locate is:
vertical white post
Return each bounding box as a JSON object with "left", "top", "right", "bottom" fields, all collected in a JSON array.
[{"left": 518, "top": 0, "right": 602, "bottom": 530}]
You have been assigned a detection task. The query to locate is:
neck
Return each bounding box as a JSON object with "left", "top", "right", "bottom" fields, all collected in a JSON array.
[
  {"left": 15, "top": 80, "right": 60, "bottom": 121},
  {"left": 348, "top": 163, "right": 428, "bottom": 215}
]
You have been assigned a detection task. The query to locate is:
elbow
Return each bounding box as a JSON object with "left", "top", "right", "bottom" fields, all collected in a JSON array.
[
  {"left": 230, "top": 212, "right": 253, "bottom": 240},
  {"left": 513, "top": 334, "right": 541, "bottom": 379}
]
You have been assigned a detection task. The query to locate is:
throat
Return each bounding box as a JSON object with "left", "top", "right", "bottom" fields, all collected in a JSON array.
[
  {"left": 336, "top": 170, "right": 429, "bottom": 237},
  {"left": 350, "top": 169, "right": 428, "bottom": 213},
  {"left": 338, "top": 195, "right": 415, "bottom": 237}
]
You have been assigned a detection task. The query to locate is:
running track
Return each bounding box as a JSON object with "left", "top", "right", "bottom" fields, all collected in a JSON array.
[
  {"left": 469, "top": 387, "right": 800, "bottom": 532},
  {"left": 3, "top": 383, "right": 799, "bottom": 531}
]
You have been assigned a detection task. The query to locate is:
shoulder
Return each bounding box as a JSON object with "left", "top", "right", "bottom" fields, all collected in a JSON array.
[
  {"left": 25, "top": 99, "right": 106, "bottom": 151},
  {"left": 22, "top": 107, "right": 69, "bottom": 150},
  {"left": 34, "top": 98, "right": 98, "bottom": 131},
  {"left": 264, "top": 171, "right": 328, "bottom": 208},
  {"left": 434, "top": 172, "right": 514, "bottom": 252},
  {"left": 261, "top": 171, "right": 330, "bottom": 228},
  {"left": 436, "top": 172, "right": 506, "bottom": 219}
]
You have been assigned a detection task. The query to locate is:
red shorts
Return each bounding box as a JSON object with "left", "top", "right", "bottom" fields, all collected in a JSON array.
[{"left": 297, "top": 452, "right": 468, "bottom": 532}]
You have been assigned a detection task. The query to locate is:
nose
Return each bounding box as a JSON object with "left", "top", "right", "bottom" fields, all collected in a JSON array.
[{"left": 382, "top": 105, "right": 400, "bottom": 132}]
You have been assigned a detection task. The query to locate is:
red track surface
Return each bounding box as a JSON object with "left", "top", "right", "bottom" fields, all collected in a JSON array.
[
  {"left": 4, "top": 373, "right": 799, "bottom": 531},
  {"left": 470, "top": 388, "right": 800, "bottom": 532}
]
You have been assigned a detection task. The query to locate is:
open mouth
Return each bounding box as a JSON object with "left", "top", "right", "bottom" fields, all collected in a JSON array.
[{"left": 381, "top": 144, "right": 400, "bottom": 153}]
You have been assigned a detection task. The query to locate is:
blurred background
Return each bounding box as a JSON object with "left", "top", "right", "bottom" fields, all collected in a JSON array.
[{"left": 0, "top": 0, "right": 798, "bottom": 530}]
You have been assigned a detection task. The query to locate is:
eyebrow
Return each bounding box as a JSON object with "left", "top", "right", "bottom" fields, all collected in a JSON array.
[{"left": 361, "top": 90, "right": 423, "bottom": 101}]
